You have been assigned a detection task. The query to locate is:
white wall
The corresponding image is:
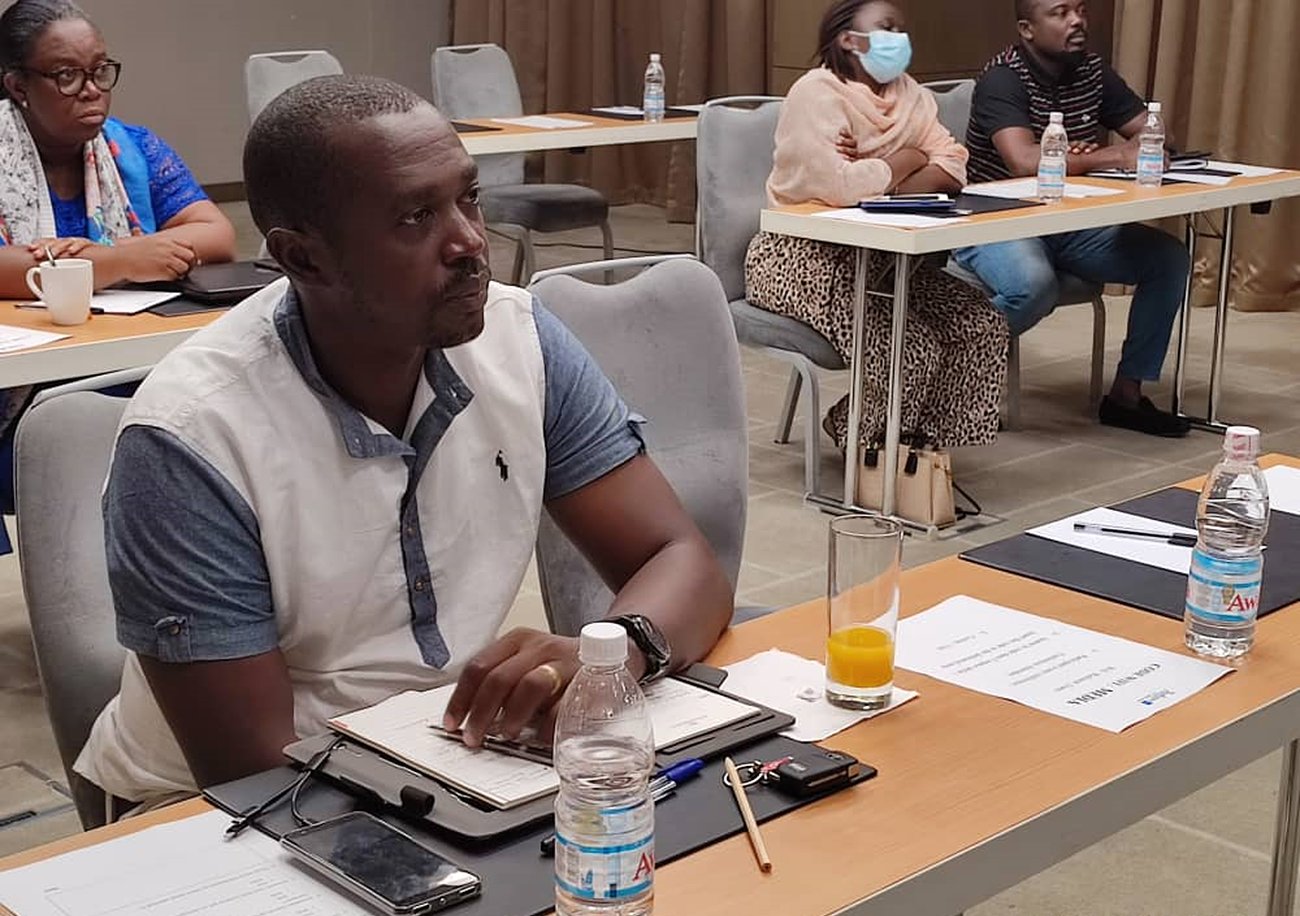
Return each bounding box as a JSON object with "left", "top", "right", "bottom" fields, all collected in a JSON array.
[{"left": 78, "top": 0, "right": 453, "bottom": 186}]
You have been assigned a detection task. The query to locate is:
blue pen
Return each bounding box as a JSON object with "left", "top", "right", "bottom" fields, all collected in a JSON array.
[{"left": 649, "top": 758, "right": 705, "bottom": 794}]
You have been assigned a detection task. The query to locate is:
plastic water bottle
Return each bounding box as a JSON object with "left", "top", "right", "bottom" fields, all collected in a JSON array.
[
  {"left": 643, "top": 53, "right": 665, "bottom": 123},
  {"left": 554, "top": 622, "right": 655, "bottom": 915},
  {"left": 1184, "top": 426, "right": 1270, "bottom": 659},
  {"left": 1136, "top": 101, "right": 1166, "bottom": 189},
  {"left": 1037, "top": 112, "right": 1068, "bottom": 203}
]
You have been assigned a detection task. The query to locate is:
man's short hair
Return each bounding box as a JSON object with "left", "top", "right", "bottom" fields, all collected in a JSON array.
[
  {"left": 243, "top": 74, "right": 429, "bottom": 237},
  {"left": 1015, "top": 0, "right": 1036, "bottom": 19}
]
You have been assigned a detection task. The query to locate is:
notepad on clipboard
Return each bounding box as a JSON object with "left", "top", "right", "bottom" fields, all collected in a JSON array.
[{"left": 327, "top": 677, "right": 760, "bottom": 809}]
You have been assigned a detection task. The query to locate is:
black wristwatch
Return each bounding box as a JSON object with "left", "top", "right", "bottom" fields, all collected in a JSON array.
[{"left": 608, "top": 614, "right": 672, "bottom": 684}]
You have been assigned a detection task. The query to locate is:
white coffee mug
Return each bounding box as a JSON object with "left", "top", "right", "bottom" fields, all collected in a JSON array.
[{"left": 25, "top": 258, "right": 93, "bottom": 326}]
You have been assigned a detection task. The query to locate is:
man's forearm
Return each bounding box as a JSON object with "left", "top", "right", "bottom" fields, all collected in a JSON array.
[{"left": 605, "top": 533, "right": 733, "bottom": 677}]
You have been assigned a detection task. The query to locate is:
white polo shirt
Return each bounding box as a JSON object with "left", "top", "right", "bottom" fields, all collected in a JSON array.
[{"left": 75, "top": 278, "right": 643, "bottom": 802}]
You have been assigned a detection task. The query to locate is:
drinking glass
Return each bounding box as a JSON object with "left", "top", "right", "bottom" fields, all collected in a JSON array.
[{"left": 825, "top": 515, "right": 902, "bottom": 710}]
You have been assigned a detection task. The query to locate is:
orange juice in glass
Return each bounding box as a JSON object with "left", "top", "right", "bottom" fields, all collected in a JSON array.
[{"left": 826, "top": 516, "right": 902, "bottom": 710}]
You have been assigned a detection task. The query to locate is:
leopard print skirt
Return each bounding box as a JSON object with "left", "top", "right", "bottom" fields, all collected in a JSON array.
[{"left": 744, "top": 231, "right": 1008, "bottom": 450}]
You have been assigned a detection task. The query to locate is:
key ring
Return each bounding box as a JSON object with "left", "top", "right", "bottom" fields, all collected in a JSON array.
[{"left": 722, "top": 756, "right": 793, "bottom": 788}]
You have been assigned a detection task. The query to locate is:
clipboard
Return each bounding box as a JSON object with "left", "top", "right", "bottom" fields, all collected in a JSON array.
[{"left": 283, "top": 665, "right": 794, "bottom": 844}]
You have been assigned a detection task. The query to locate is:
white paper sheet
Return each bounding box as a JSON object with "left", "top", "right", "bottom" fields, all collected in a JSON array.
[
  {"left": 1209, "top": 160, "right": 1282, "bottom": 178},
  {"left": 1027, "top": 506, "right": 1197, "bottom": 574},
  {"left": 895, "top": 596, "right": 1232, "bottom": 732},
  {"left": 490, "top": 115, "right": 593, "bottom": 129},
  {"left": 722, "top": 648, "right": 917, "bottom": 741},
  {"left": 965, "top": 178, "right": 1124, "bottom": 200},
  {"left": 673, "top": 103, "right": 705, "bottom": 112},
  {"left": 329, "top": 678, "right": 757, "bottom": 808},
  {"left": 1264, "top": 465, "right": 1300, "bottom": 516},
  {"left": 91, "top": 289, "right": 180, "bottom": 314},
  {"left": 0, "top": 809, "right": 373, "bottom": 916},
  {"left": 330, "top": 686, "right": 558, "bottom": 808},
  {"left": 810, "top": 208, "right": 968, "bottom": 228},
  {"left": 592, "top": 105, "right": 644, "bottom": 116},
  {"left": 0, "top": 324, "right": 67, "bottom": 352}
]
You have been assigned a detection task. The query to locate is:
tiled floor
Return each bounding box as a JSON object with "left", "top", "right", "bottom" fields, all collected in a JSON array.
[{"left": 3, "top": 202, "right": 1300, "bottom": 912}]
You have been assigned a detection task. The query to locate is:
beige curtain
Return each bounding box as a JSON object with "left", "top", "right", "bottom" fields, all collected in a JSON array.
[
  {"left": 1114, "top": 0, "right": 1300, "bottom": 311},
  {"left": 451, "top": 0, "right": 769, "bottom": 221}
]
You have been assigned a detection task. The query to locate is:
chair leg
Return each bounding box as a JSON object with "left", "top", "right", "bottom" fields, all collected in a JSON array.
[
  {"left": 800, "top": 360, "right": 822, "bottom": 498},
  {"left": 1089, "top": 295, "right": 1107, "bottom": 407},
  {"left": 520, "top": 229, "right": 537, "bottom": 286},
  {"left": 1004, "top": 335, "right": 1022, "bottom": 431},
  {"left": 775, "top": 367, "right": 802, "bottom": 444},
  {"left": 510, "top": 230, "right": 525, "bottom": 286},
  {"left": 600, "top": 219, "right": 615, "bottom": 284}
]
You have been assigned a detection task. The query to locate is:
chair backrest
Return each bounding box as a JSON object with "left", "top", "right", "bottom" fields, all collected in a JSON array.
[
  {"left": 245, "top": 50, "right": 343, "bottom": 122},
  {"left": 696, "top": 96, "right": 784, "bottom": 303},
  {"left": 15, "top": 378, "right": 140, "bottom": 828},
  {"left": 431, "top": 43, "right": 524, "bottom": 187},
  {"left": 923, "top": 78, "right": 976, "bottom": 146},
  {"left": 527, "top": 258, "right": 748, "bottom": 636}
]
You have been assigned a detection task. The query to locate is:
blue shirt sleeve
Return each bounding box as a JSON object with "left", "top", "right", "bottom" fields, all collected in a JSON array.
[
  {"left": 534, "top": 300, "right": 645, "bottom": 501},
  {"left": 104, "top": 424, "right": 276, "bottom": 663},
  {"left": 123, "top": 124, "right": 209, "bottom": 227}
]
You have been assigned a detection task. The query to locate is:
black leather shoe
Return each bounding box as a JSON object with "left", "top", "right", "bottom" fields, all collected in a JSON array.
[{"left": 1098, "top": 396, "right": 1191, "bottom": 438}]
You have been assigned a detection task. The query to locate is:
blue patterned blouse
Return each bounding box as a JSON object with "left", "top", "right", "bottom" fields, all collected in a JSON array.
[{"left": 48, "top": 119, "right": 207, "bottom": 239}]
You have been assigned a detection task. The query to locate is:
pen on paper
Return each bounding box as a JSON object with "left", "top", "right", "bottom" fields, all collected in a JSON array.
[{"left": 1072, "top": 522, "right": 1197, "bottom": 547}]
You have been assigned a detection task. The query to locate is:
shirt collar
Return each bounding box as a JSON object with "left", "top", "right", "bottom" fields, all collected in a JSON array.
[{"left": 272, "top": 287, "right": 473, "bottom": 461}]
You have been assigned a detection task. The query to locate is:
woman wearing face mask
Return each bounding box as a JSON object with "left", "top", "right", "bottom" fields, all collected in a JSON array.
[{"left": 745, "top": 0, "right": 1007, "bottom": 453}]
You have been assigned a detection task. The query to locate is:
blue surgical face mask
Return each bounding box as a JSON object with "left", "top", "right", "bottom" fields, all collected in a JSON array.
[{"left": 850, "top": 29, "right": 912, "bottom": 84}]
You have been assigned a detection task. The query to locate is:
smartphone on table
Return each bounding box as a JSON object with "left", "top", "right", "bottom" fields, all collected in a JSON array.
[{"left": 281, "top": 811, "right": 481, "bottom": 914}]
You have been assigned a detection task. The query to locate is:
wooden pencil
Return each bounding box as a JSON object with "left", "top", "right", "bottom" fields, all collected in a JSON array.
[{"left": 723, "top": 755, "right": 773, "bottom": 872}]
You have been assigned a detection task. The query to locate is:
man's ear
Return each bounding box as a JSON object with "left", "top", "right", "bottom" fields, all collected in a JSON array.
[
  {"left": 1016, "top": 18, "right": 1034, "bottom": 43},
  {"left": 265, "top": 227, "right": 332, "bottom": 290}
]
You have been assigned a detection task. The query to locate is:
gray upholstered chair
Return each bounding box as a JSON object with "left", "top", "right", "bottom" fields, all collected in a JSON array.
[
  {"left": 924, "top": 78, "right": 1107, "bottom": 427},
  {"left": 244, "top": 50, "right": 343, "bottom": 122},
  {"left": 15, "top": 367, "right": 151, "bottom": 829},
  {"left": 432, "top": 43, "right": 613, "bottom": 285},
  {"left": 527, "top": 256, "right": 762, "bottom": 634},
  {"left": 696, "top": 96, "right": 844, "bottom": 499}
]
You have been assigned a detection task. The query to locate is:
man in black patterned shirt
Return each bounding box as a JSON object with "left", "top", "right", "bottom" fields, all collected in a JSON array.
[{"left": 954, "top": 0, "right": 1191, "bottom": 438}]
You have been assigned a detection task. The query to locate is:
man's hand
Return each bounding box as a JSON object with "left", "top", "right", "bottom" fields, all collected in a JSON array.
[
  {"left": 442, "top": 628, "right": 582, "bottom": 747},
  {"left": 1069, "top": 141, "right": 1100, "bottom": 156}
]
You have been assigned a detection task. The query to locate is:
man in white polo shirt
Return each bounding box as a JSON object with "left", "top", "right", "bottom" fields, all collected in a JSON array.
[{"left": 74, "top": 75, "right": 734, "bottom": 805}]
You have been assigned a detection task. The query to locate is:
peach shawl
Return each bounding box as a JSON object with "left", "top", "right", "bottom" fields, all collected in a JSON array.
[{"left": 766, "top": 67, "right": 968, "bottom": 207}]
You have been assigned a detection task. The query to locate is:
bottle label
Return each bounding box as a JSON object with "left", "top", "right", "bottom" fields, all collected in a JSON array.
[
  {"left": 1136, "top": 149, "right": 1164, "bottom": 179},
  {"left": 1185, "top": 549, "right": 1263, "bottom": 623},
  {"left": 555, "top": 813, "right": 654, "bottom": 902}
]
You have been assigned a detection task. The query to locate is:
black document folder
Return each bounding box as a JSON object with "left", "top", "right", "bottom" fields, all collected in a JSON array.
[
  {"left": 206, "top": 733, "right": 874, "bottom": 916},
  {"left": 961, "top": 487, "right": 1300, "bottom": 621}
]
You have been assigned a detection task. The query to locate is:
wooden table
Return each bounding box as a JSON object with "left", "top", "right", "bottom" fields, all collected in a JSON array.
[
  {"left": 5, "top": 457, "right": 1300, "bottom": 915},
  {"left": 762, "top": 170, "right": 1300, "bottom": 519},
  {"left": 0, "top": 302, "right": 223, "bottom": 389},
  {"left": 455, "top": 111, "right": 697, "bottom": 157}
]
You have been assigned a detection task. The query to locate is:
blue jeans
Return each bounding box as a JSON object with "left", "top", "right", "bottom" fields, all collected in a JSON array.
[{"left": 953, "top": 224, "right": 1190, "bottom": 382}]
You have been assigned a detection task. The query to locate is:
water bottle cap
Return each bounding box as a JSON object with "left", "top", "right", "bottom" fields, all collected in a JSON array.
[
  {"left": 579, "top": 621, "right": 629, "bottom": 666},
  {"left": 1223, "top": 425, "right": 1260, "bottom": 460},
  {"left": 1049, "top": 111, "right": 1063, "bottom": 124},
  {"left": 650, "top": 53, "right": 661, "bottom": 62},
  {"left": 1148, "top": 101, "right": 1162, "bottom": 113}
]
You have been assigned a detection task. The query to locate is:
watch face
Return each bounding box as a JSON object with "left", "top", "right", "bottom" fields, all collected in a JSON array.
[{"left": 623, "top": 615, "right": 670, "bottom": 666}]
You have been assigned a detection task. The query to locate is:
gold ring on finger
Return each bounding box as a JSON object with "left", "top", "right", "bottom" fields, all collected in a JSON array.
[{"left": 536, "top": 662, "right": 564, "bottom": 699}]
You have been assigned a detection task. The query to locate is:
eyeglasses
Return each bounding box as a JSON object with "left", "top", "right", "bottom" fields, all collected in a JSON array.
[{"left": 20, "top": 60, "right": 120, "bottom": 96}]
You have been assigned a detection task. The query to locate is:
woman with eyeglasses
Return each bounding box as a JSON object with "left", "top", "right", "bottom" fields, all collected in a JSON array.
[
  {"left": 745, "top": 0, "right": 1007, "bottom": 454},
  {"left": 0, "top": 0, "right": 236, "bottom": 297}
]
